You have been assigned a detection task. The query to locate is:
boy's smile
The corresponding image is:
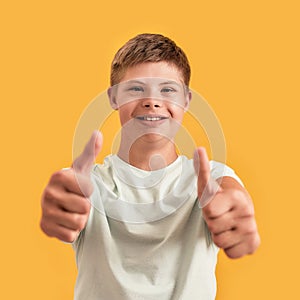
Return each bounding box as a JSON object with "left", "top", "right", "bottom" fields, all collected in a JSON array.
[{"left": 135, "top": 113, "right": 169, "bottom": 127}]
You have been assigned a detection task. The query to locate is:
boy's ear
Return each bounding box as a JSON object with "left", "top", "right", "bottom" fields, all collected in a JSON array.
[
  {"left": 107, "top": 87, "right": 118, "bottom": 110},
  {"left": 184, "top": 90, "right": 192, "bottom": 112}
]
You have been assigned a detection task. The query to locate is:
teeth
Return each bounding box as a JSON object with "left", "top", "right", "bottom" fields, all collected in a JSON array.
[
  {"left": 137, "top": 116, "right": 166, "bottom": 121},
  {"left": 145, "top": 117, "right": 161, "bottom": 121}
]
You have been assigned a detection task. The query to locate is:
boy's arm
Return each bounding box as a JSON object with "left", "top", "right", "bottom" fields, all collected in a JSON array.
[{"left": 194, "top": 148, "right": 260, "bottom": 259}]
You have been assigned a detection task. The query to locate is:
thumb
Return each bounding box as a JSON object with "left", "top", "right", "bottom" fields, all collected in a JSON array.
[
  {"left": 72, "top": 130, "right": 103, "bottom": 176},
  {"left": 193, "top": 147, "right": 221, "bottom": 208}
]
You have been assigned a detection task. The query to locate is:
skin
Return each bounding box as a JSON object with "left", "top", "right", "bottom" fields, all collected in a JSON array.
[
  {"left": 194, "top": 147, "right": 260, "bottom": 258},
  {"left": 40, "top": 62, "right": 260, "bottom": 259},
  {"left": 109, "top": 62, "right": 191, "bottom": 170}
]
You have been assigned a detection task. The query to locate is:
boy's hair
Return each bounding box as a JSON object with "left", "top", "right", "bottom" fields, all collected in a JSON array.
[{"left": 110, "top": 33, "right": 191, "bottom": 87}]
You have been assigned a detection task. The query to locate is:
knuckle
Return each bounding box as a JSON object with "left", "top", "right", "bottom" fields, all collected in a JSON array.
[
  {"left": 231, "top": 189, "right": 244, "bottom": 201},
  {"left": 39, "top": 219, "right": 48, "bottom": 234},
  {"left": 68, "top": 213, "right": 87, "bottom": 231},
  {"left": 212, "top": 234, "right": 225, "bottom": 248},
  {"left": 50, "top": 170, "right": 64, "bottom": 182},
  {"left": 247, "top": 234, "right": 261, "bottom": 254},
  {"left": 245, "top": 219, "right": 257, "bottom": 234},
  {"left": 81, "top": 199, "right": 91, "bottom": 214},
  {"left": 231, "top": 190, "right": 254, "bottom": 216},
  {"left": 45, "top": 207, "right": 57, "bottom": 219},
  {"left": 43, "top": 187, "right": 56, "bottom": 202},
  {"left": 76, "top": 215, "right": 88, "bottom": 231},
  {"left": 40, "top": 219, "right": 54, "bottom": 237},
  {"left": 64, "top": 230, "right": 79, "bottom": 243},
  {"left": 50, "top": 169, "right": 72, "bottom": 184},
  {"left": 60, "top": 230, "right": 78, "bottom": 243},
  {"left": 202, "top": 204, "right": 217, "bottom": 219},
  {"left": 241, "top": 204, "right": 254, "bottom": 217},
  {"left": 205, "top": 219, "right": 217, "bottom": 234},
  {"left": 225, "top": 249, "right": 243, "bottom": 259}
]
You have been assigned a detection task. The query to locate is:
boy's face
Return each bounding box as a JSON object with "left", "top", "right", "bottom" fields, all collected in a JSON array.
[{"left": 109, "top": 62, "right": 191, "bottom": 143}]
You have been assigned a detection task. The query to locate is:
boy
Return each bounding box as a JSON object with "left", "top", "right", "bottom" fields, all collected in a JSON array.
[{"left": 40, "top": 33, "right": 260, "bottom": 299}]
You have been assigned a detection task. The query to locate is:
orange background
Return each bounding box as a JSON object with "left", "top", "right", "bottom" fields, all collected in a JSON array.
[{"left": 1, "top": 0, "right": 299, "bottom": 299}]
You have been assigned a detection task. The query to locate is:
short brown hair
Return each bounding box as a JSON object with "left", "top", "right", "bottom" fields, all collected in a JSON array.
[{"left": 110, "top": 33, "right": 191, "bottom": 86}]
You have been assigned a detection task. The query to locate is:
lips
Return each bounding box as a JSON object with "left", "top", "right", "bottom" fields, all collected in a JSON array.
[{"left": 135, "top": 114, "right": 169, "bottom": 121}]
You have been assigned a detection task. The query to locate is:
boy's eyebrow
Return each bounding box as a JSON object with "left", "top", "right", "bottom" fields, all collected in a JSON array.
[
  {"left": 120, "top": 79, "right": 183, "bottom": 88},
  {"left": 124, "top": 80, "right": 146, "bottom": 85},
  {"left": 159, "top": 80, "right": 181, "bottom": 87}
]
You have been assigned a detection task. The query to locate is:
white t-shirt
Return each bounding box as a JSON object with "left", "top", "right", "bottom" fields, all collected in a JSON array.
[{"left": 72, "top": 155, "right": 242, "bottom": 300}]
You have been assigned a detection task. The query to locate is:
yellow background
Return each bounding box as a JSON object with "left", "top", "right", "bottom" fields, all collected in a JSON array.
[{"left": 1, "top": 0, "right": 299, "bottom": 299}]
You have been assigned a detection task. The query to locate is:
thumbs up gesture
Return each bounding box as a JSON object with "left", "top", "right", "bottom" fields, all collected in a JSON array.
[
  {"left": 194, "top": 147, "right": 260, "bottom": 259},
  {"left": 40, "top": 131, "right": 103, "bottom": 242}
]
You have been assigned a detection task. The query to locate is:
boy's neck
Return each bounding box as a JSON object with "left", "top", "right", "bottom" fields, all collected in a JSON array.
[{"left": 117, "top": 136, "right": 178, "bottom": 171}]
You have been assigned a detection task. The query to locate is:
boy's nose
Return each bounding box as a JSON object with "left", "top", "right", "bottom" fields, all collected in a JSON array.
[{"left": 141, "top": 98, "right": 162, "bottom": 109}]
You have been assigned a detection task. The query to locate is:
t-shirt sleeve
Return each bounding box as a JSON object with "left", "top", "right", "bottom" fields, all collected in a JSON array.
[{"left": 209, "top": 160, "right": 244, "bottom": 187}]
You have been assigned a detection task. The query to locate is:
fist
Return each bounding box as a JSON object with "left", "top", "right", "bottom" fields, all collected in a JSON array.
[
  {"left": 194, "top": 147, "right": 260, "bottom": 259},
  {"left": 40, "top": 131, "right": 103, "bottom": 243}
]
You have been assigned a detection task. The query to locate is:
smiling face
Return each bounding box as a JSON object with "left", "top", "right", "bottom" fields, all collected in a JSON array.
[{"left": 109, "top": 62, "right": 191, "bottom": 144}]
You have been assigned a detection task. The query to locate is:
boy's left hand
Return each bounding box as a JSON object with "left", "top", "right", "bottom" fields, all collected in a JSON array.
[{"left": 194, "top": 147, "right": 260, "bottom": 259}]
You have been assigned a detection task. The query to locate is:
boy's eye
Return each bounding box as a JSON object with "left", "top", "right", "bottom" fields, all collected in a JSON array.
[
  {"left": 161, "top": 87, "right": 176, "bottom": 93},
  {"left": 128, "top": 86, "right": 144, "bottom": 92}
]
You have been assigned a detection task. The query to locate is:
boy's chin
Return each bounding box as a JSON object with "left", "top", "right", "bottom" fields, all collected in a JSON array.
[{"left": 139, "top": 133, "right": 174, "bottom": 144}]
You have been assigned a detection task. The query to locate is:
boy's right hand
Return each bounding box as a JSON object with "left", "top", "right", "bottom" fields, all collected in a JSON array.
[{"left": 40, "top": 131, "right": 103, "bottom": 243}]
